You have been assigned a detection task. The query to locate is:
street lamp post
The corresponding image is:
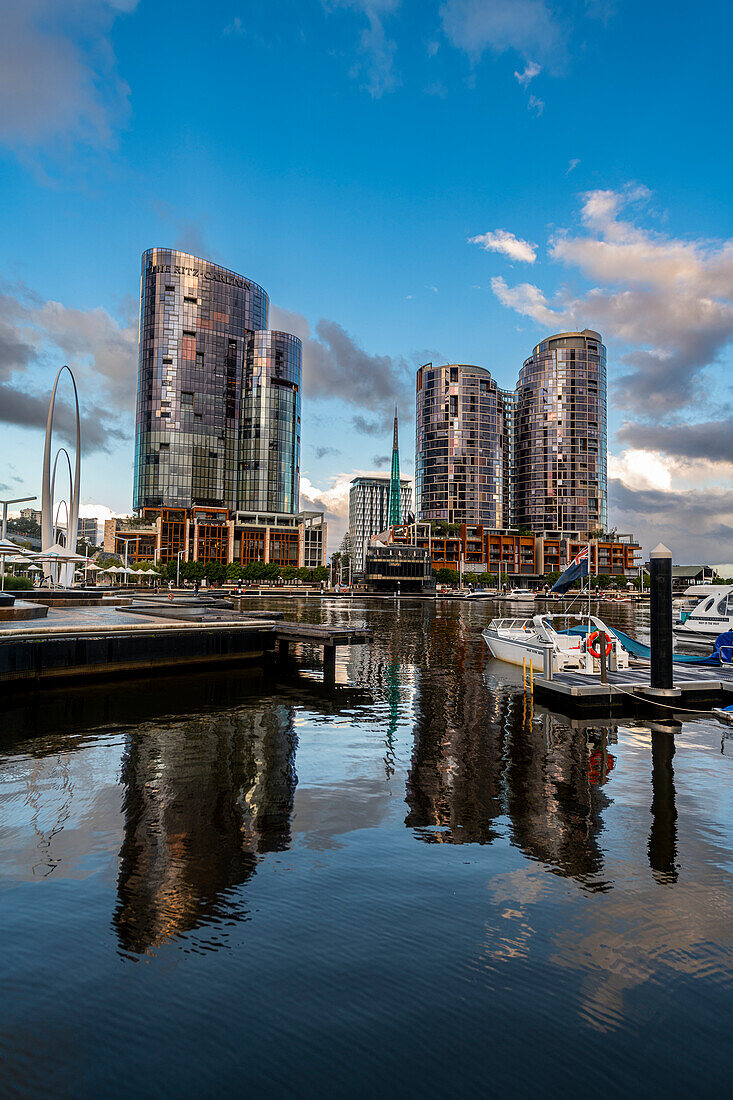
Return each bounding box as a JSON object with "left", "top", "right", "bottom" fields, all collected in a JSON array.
[
  {"left": 1, "top": 495, "right": 37, "bottom": 541},
  {"left": 0, "top": 495, "right": 37, "bottom": 589},
  {"left": 177, "top": 549, "right": 185, "bottom": 587}
]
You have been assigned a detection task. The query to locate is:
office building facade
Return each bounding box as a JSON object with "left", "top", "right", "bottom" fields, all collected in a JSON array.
[
  {"left": 349, "top": 475, "right": 412, "bottom": 575},
  {"left": 133, "top": 248, "right": 301, "bottom": 515},
  {"left": 514, "top": 330, "right": 607, "bottom": 534},
  {"left": 415, "top": 363, "right": 511, "bottom": 528}
]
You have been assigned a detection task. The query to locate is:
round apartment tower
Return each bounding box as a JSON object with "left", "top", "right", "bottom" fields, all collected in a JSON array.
[
  {"left": 415, "top": 363, "right": 511, "bottom": 527},
  {"left": 514, "top": 329, "right": 607, "bottom": 535}
]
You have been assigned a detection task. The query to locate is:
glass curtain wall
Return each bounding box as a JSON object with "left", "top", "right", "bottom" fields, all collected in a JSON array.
[
  {"left": 415, "top": 363, "right": 507, "bottom": 527},
  {"left": 514, "top": 330, "right": 607, "bottom": 534}
]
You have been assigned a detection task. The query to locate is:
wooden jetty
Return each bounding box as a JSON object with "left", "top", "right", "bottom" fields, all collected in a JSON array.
[{"left": 533, "top": 663, "right": 733, "bottom": 714}]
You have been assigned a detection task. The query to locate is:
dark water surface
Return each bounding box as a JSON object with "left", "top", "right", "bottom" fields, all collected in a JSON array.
[{"left": 2, "top": 598, "right": 732, "bottom": 1097}]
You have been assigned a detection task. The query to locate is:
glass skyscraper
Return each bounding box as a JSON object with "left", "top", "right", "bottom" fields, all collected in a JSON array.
[
  {"left": 415, "top": 363, "right": 510, "bottom": 527},
  {"left": 514, "top": 330, "right": 607, "bottom": 534},
  {"left": 133, "top": 248, "right": 301, "bottom": 514}
]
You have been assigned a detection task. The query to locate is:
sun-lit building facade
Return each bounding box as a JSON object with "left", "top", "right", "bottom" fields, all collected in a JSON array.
[
  {"left": 514, "top": 330, "right": 607, "bottom": 534},
  {"left": 133, "top": 248, "right": 301, "bottom": 515}
]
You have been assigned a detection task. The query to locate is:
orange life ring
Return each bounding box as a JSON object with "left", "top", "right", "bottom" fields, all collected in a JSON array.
[{"left": 587, "top": 630, "right": 612, "bottom": 659}]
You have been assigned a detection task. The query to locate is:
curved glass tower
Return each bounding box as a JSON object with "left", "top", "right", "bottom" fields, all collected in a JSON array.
[
  {"left": 514, "top": 329, "right": 607, "bottom": 534},
  {"left": 133, "top": 248, "right": 301, "bottom": 513},
  {"left": 240, "top": 330, "right": 301, "bottom": 514},
  {"left": 415, "top": 363, "right": 509, "bottom": 527}
]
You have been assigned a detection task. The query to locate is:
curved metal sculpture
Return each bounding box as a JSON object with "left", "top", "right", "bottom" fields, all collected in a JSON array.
[{"left": 41, "top": 366, "right": 81, "bottom": 587}]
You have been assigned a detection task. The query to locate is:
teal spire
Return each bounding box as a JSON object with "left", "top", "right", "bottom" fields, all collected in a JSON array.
[{"left": 388, "top": 406, "right": 401, "bottom": 526}]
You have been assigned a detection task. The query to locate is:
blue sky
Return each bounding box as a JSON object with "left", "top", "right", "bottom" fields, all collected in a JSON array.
[{"left": 0, "top": 0, "right": 731, "bottom": 557}]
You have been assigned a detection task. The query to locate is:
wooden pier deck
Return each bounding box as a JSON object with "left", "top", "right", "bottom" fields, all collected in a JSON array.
[
  {"left": 274, "top": 622, "right": 373, "bottom": 681},
  {"left": 533, "top": 663, "right": 733, "bottom": 713}
]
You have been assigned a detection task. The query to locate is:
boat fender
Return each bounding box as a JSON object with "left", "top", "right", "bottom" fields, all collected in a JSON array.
[{"left": 587, "top": 630, "right": 613, "bottom": 660}]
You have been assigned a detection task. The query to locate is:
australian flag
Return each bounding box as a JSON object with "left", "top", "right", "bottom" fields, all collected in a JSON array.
[{"left": 550, "top": 545, "right": 590, "bottom": 594}]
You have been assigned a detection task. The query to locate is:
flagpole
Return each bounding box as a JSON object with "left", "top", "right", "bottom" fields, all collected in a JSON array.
[{"left": 587, "top": 540, "right": 592, "bottom": 633}]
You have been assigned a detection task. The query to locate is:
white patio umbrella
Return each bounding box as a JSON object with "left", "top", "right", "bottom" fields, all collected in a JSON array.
[
  {"left": 0, "top": 537, "right": 36, "bottom": 591},
  {"left": 36, "top": 542, "right": 88, "bottom": 564},
  {"left": 85, "top": 561, "right": 101, "bottom": 571},
  {"left": 36, "top": 541, "right": 89, "bottom": 588}
]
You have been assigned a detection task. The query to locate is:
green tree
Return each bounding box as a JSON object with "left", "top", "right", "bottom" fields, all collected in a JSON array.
[
  {"left": 281, "top": 564, "right": 297, "bottom": 582},
  {"left": 204, "top": 561, "right": 226, "bottom": 584},
  {"left": 478, "top": 572, "right": 496, "bottom": 585},
  {"left": 313, "top": 565, "right": 329, "bottom": 583},
  {"left": 464, "top": 571, "right": 479, "bottom": 586},
  {"left": 182, "top": 560, "right": 205, "bottom": 582},
  {"left": 544, "top": 571, "right": 561, "bottom": 586},
  {"left": 297, "top": 566, "right": 313, "bottom": 583},
  {"left": 226, "top": 563, "right": 243, "bottom": 582},
  {"left": 435, "top": 567, "right": 459, "bottom": 586},
  {"left": 243, "top": 561, "right": 266, "bottom": 581}
]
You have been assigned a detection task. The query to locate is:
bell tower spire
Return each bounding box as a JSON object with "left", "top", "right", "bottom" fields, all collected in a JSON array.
[{"left": 388, "top": 406, "right": 401, "bottom": 526}]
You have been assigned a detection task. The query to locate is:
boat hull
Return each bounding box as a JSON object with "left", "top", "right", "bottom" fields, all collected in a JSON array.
[{"left": 483, "top": 632, "right": 551, "bottom": 669}]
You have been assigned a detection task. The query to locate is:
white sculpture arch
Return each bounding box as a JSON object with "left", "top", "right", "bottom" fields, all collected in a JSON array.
[{"left": 41, "top": 366, "right": 81, "bottom": 586}]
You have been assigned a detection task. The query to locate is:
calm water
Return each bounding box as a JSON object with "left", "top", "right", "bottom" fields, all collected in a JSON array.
[{"left": 1, "top": 598, "right": 732, "bottom": 1097}]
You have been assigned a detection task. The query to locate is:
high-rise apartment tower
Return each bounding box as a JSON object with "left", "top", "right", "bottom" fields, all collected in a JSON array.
[
  {"left": 415, "top": 363, "right": 511, "bottom": 527},
  {"left": 514, "top": 330, "right": 607, "bottom": 533}
]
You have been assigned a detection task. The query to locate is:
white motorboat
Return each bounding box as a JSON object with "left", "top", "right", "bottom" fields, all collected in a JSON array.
[
  {"left": 482, "top": 614, "right": 630, "bottom": 675},
  {"left": 498, "top": 588, "right": 537, "bottom": 605},
  {"left": 674, "top": 585, "right": 733, "bottom": 640},
  {"left": 463, "top": 588, "right": 497, "bottom": 600}
]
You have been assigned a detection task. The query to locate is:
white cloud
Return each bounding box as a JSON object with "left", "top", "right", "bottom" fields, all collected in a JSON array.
[
  {"left": 490, "top": 186, "right": 733, "bottom": 413},
  {"left": 514, "top": 61, "right": 541, "bottom": 85},
  {"left": 325, "top": 0, "right": 402, "bottom": 97},
  {"left": 0, "top": 1, "right": 138, "bottom": 152},
  {"left": 608, "top": 449, "right": 672, "bottom": 492},
  {"left": 440, "top": 0, "right": 563, "bottom": 65},
  {"left": 527, "top": 93, "right": 544, "bottom": 115},
  {"left": 566, "top": 157, "right": 580, "bottom": 175},
  {"left": 490, "top": 276, "right": 559, "bottom": 325},
  {"left": 470, "top": 230, "right": 537, "bottom": 264}
]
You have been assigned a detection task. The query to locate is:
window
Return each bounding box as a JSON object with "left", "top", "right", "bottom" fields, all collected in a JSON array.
[
  {"left": 181, "top": 391, "right": 194, "bottom": 407},
  {"left": 184, "top": 296, "right": 197, "bottom": 304},
  {"left": 183, "top": 329, "right": 196, "bottom": 337}
]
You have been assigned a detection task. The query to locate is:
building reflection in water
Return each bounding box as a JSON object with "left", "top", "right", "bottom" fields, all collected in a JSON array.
[
  {"left": 405, "top": 612, "right": 615, "bottom": 887},
  {"left": 114, "top": 701, "right": 297, "bottom": 954}
]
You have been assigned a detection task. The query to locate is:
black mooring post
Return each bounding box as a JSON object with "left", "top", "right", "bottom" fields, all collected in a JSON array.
[{"left": 650, "top": 543, "right": 673, "bottom": 690}]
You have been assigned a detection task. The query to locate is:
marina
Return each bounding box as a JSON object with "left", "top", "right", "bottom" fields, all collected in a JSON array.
[{"left": 1, "top": 593, "right": 731, "bottom": 1096}]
